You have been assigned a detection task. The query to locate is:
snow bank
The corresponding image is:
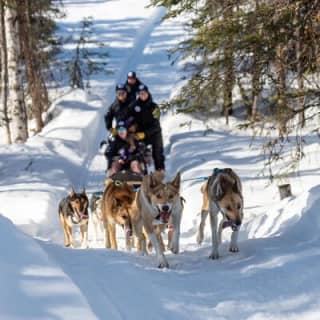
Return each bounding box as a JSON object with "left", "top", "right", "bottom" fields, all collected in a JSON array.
[{"left": 0, "top": 214, "right": 96, "bottom": 319}]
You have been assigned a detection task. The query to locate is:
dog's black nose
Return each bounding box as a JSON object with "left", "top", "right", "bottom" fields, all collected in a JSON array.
[
  {"left": 162, "top": 205, "right": 170, "bottom": 212},
  {"left": 235, "top": 219, "right": 242, "bottom": 226},
  {"left": 121, "top": 215, "right": 127, "bottom": 220}
]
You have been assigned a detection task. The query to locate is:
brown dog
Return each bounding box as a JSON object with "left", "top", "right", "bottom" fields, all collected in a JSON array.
[
  {"left": 58, "top": 189, "right": 89, "bottom": 248},
  {"left": 101, "top": 179, "right": 136, "bottom": 250},
  {"left": 135, "top": 171, "right": 183, "bottom": 268},
  {"left": 196, "top": 168, "right": 243, "bottom": 259}
]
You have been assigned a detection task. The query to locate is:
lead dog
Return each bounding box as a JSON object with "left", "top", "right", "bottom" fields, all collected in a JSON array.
[
  {"left": 101, "top": 179, "right": 136, "bottom": 250},
  {"left": 58, "top": 189, "right": 89, "bottom": 248},
  {"left": 196, "top": 168, "right": 243, "bottom": 259},
  {"left": 135, "top": 171, "right": 183, "bottom": 268}
]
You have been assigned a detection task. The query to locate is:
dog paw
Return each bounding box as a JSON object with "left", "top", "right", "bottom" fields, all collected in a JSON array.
[
  {"left": 229, "top": 246, "right": 239, "bottom": 253},
  {"left": 209, "top": 252, "right": 219, "bottom": 260},
  {"left": 196, "top": 233, "right": 203, "bottom": 245},
  {"left": 158, "top": 261, "right": 169, "bottom": 269},
  {"left": 170, "top": 246, "right": 179, "bottom": 254},
  {"left": 157, "top": 257, "right": 169, "bottom": 268}
]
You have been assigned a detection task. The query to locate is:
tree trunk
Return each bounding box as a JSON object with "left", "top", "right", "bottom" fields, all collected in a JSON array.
[
  {"left": 5, "top": 2, "right": 28, "bottom": 143},
  {"left": 275, "top": 42, "right": 288, "bottom": 135},
  {"left": 250, "top": 0, "right": 262, "bottom": 123},
  {"left": 0, "top": 0, "right": 11, "bottom": 144},
  {"left": 296, "top": 5, "right": 305, "bottom": 128},
  {"left": 18, "top": 0, "right": 49, "bottom": 133},
  {"left": 223, "top": 47, "right": 234, "bottom": 125},
  {"left": 222, "top": 6, "right": 234, "bottom": 125}
]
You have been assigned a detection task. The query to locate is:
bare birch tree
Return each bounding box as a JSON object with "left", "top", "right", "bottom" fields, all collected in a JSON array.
[
  {"left": 0, "top": 0, "right": 11, "bottom": 143},
  {"left": 5, "top": 1, "right": 28, "bottom": 143}
]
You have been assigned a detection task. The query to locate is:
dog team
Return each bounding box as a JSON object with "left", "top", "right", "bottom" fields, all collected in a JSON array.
[
  {"left": 59, "top": 168, "right": 244, "bottom": 268},
  {"left": 58, "top": 71, "right": 244, "bottom": 268}
]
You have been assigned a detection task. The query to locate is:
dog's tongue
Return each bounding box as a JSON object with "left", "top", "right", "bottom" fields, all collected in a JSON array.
[{"left": 160, "top": 211, "right": 170, "bottom": 224}]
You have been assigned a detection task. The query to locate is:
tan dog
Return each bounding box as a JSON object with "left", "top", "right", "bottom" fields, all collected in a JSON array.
[
  {"left": 196, "top": 168, "right": 243, "bottom": 259},
  {"left": 135, "top": 171, "right": 183, "bottom": 268},
  {"left": 145, "top": 197, "right": 185, "bottom": 253},
  {"left": 58, "top": 189, "right": 89, "bottom": 248},
  {"left": 101, "top": 179, "right": 136, "bottom": 250}
]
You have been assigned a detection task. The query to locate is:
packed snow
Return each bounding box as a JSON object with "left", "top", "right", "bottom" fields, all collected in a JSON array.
[{"left": 0, "top": 0, "right": 319, "bottom": 319}]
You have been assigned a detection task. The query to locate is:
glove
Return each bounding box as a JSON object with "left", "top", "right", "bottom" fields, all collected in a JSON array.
[
  {"left": 128, "top": 124, "right": 137, "bottom": 133},
  {"left": 152, "top": 108, "right": 160, "bottom": 119},
  {"left": 136, "top": 132, "right": 145, "bottom": 140},
  {"left": 110, "top": 128, "right": 117, "bottom": 136}
]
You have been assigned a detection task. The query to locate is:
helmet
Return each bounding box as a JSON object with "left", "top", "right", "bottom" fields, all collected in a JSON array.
[
  {"left": 137, "top": 84, "right": 149, "bottom": 94},
  {"left": 116, "top": 120, "right": 127, "bottom": 131},
  {"left": 115, "top": 83, "right": 127, "bottom": 92},
  {"left": 127, "top": 71, "right": 136, "bottom": 79}
]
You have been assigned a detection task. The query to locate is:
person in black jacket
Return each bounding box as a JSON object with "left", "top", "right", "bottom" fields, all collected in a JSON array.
[
  {"left": 127, "top": 84, "right": 165, "bottom": 171},
  {"left": 105, "top": 121, "right": 143, "bottom": 176},
  {"left": 125, "top": 71, "right": 143, "bottom": 103},
  {"left": 104, "top": 83, "right": 131, "bottom": 135}
]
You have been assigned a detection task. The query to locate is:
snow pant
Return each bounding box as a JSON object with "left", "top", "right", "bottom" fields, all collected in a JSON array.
[{"left": 145, "top": 131, "right": 165, "bottom": 171}]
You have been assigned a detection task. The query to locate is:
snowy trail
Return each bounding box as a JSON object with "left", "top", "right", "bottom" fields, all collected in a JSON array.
[{"left": 42, "top": 2, "right": 320, "bottom": 318}]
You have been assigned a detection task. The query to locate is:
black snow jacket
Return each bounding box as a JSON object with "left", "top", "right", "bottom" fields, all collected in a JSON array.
[
  {"left": 127, "top": 96, "right": 161, "bottom": 139},
  {"left": 104, "top": 98, "right": 131, "bottom": 131},
  {"left": 125, "top": 78, "right": 142, "bottom": 102},
  {"left": 127, "top": 96, "right": 165, "bottom": 170}
]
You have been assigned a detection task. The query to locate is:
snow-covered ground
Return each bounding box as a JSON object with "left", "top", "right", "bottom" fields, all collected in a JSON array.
[{"left": 0, "top": 0, "right": 320, "bottom": 319}]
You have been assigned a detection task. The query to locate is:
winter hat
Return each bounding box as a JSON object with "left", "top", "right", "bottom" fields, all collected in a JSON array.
[
  {"left": 115, "top": 83, "right": 127, "bottom": 92},
  {"left": 137, "top": 84, "right": 149, "bottom": 94},
  {"left": 127, "top": 71, "right": 136, "bottom": 79},
  {"left": 116, "top": 120, "right": 127, "bottom": 131}
]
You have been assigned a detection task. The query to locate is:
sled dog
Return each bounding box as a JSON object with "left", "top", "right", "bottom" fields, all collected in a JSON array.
[
  {"left": 197, "top": 168, "right": 243, "bottom": 259},
  {"left": 90, "top": 192, "right": 103, "bottom": 247},
  {"left": 136, "top": 171, "right": 183, "bottom": 268},
  {"left": 101, "top": 179, "right": 136, "bottom": 250},
  {"left": 58, "top": 189, "right": 89, "bottom": 248}
]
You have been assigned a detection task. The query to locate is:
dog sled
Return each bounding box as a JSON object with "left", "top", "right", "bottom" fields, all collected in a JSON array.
[{"left": 109, "top": 170, "right": 143, "bottom": 186}]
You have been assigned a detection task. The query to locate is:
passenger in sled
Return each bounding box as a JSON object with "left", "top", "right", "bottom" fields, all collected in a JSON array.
[{"left": 105, "top": 121, "right": 145, "bottom": 179}]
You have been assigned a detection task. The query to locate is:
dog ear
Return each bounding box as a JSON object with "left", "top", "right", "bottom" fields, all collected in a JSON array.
[
  {"left": 171, "top": 172, "right": 181, "bottom": 190},
  {"left": 104, "top": 178, "right": 113, "bottom": 188},
  {"left": 213, "top": 176, "right": 227, "bottom": 201},
  {"left": 81, "top": 188, "right": 86, "bottom": 195},
  {"left": 69, "top": 188, "right": 75, "bottom": 197},
  {"left": 149, "top": 174, "right": 157, "bottom": 189},
  {"left": 150, "top": 171, "right": 164, "bottom": 188},
  {"left": 229, "top": 169, "right": 242, "bottom": 194},
  {"left": 112, "top": 198, "right": 120, "bottom": 208},
  {"left": 232, "top": 179, "right": 242, "bottom": 194}
]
